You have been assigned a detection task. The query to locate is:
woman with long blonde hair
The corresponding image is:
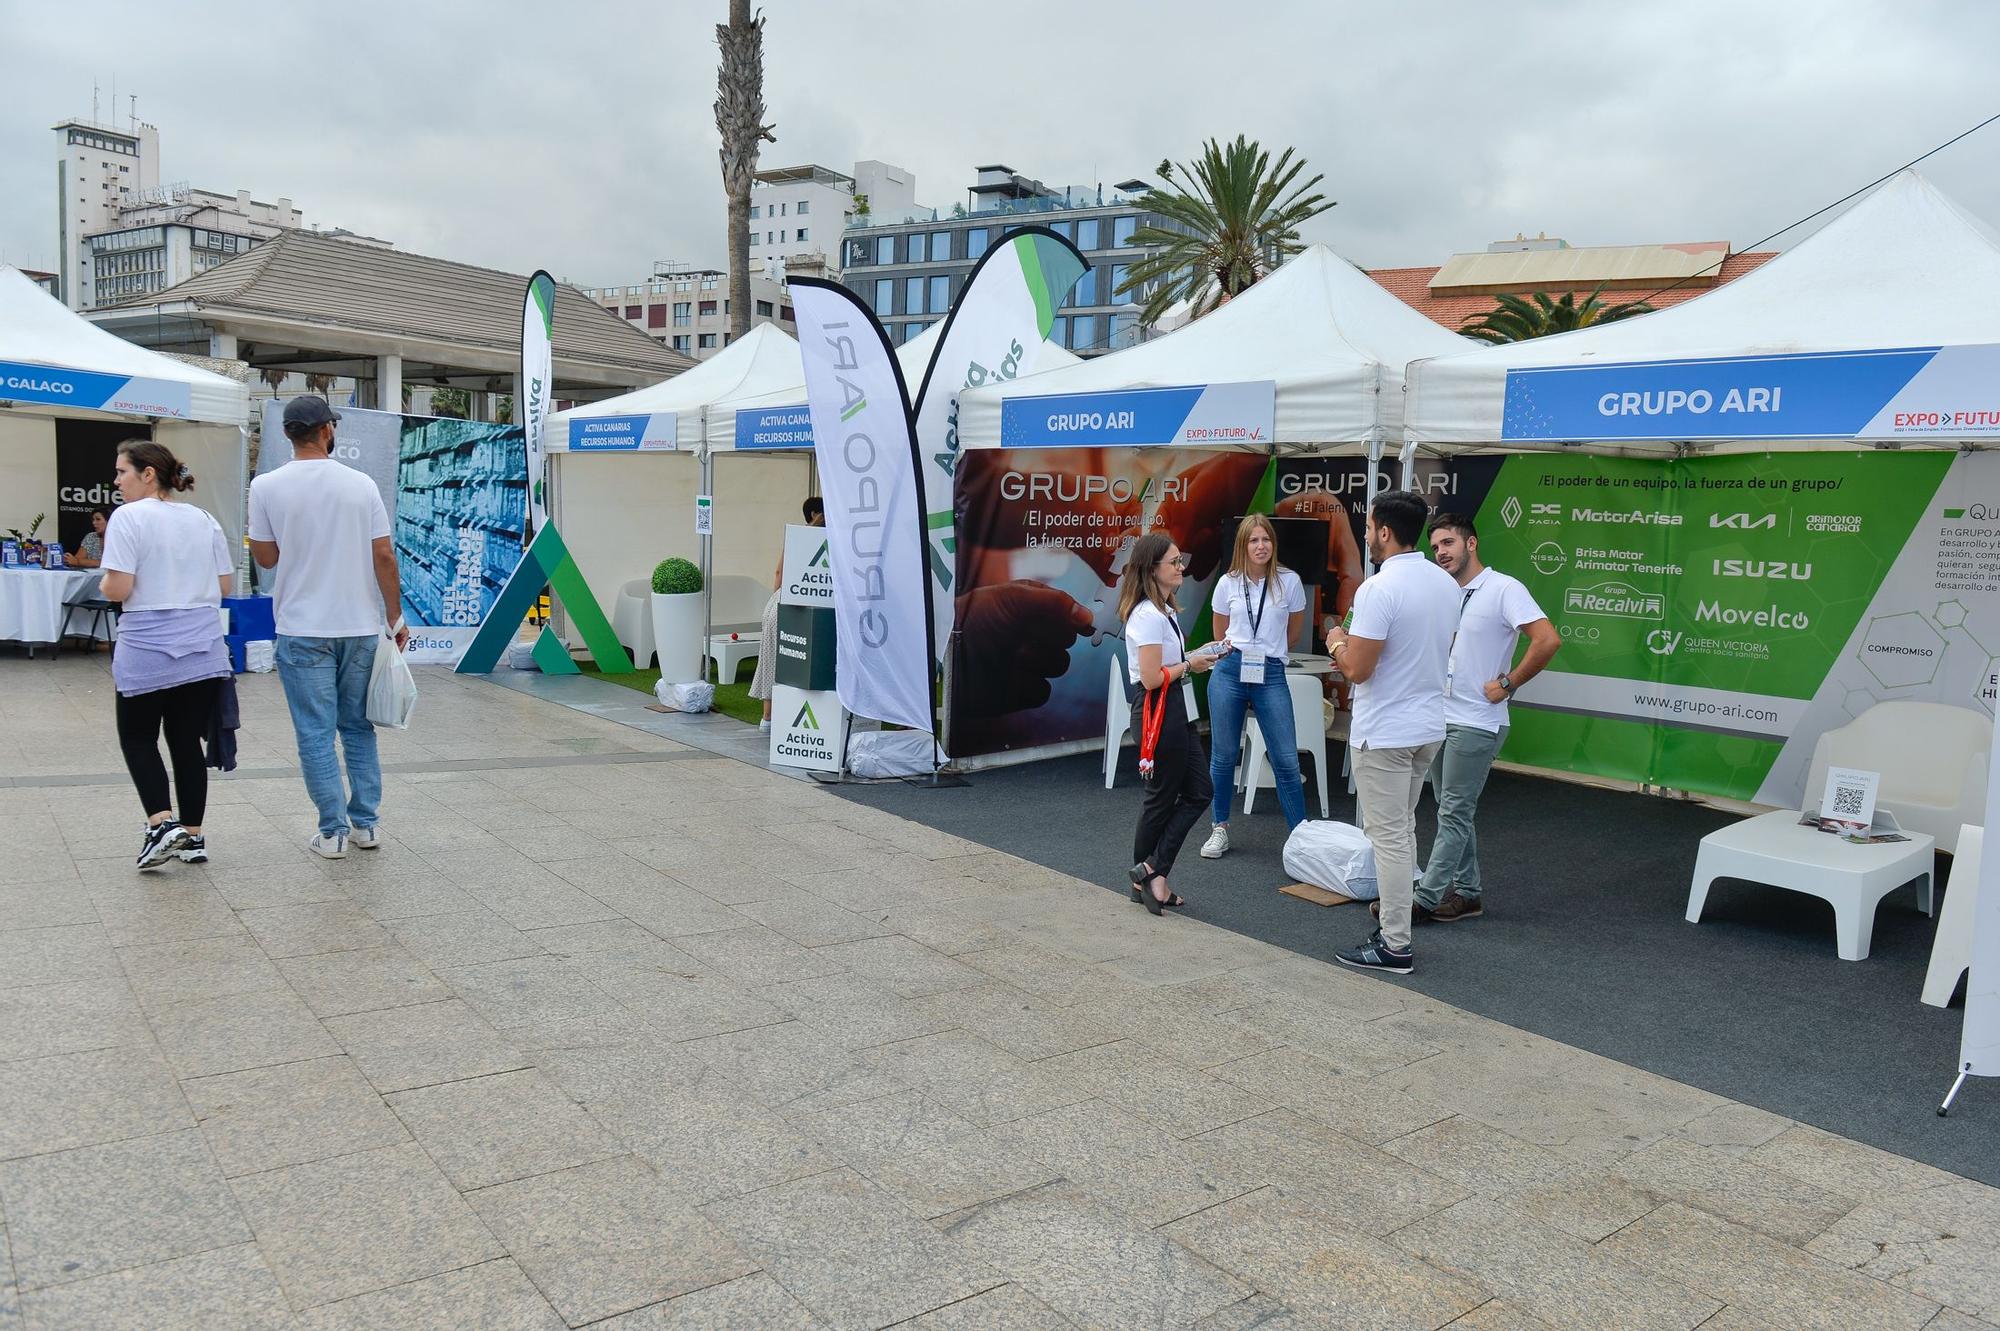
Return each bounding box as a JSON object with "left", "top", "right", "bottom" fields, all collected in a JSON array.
[
  {"left": 1117, "top": 530, "right": 1229, "bottom": 913},
  {"left": 1199, "top": 514, "right": 1310, "bottom": 858}
]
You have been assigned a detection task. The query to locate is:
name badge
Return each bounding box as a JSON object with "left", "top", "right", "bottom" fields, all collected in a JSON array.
[{"left": 1240, "top": 655, "right": 1266, "bottom": 685}]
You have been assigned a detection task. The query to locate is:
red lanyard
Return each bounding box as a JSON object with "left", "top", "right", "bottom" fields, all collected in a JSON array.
[{"left": 1138, "top": 683, "right": 1170, "bottom": 778}]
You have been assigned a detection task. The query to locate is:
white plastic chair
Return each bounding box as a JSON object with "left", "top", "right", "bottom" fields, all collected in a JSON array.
[
  {"left": 1103, "top": 647, "right": 1201, "bottom": 789},
  {"left": 1804, "top": 701, "right": 1988, "bottom": 846},
  {"left": 611, "top": 580, "right": 655, "bottom": 670},
  {"left": 1240, "top": 670, "right": 1332, "bottom": 818},
  {"left": 1924, "top": 824, "right": 1983, "bottom": 1006},
  {"left": 706, "top": 631, "right": 761, "bottom": 683}
]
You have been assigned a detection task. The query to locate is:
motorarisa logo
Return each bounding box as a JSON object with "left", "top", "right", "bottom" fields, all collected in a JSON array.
[
  {"left": 1695, "top": 600, "right": 1811, "bottom": 630},
  {"left": 1564, "top": 581, "right": 1664, "bottom": 620},
  {"left": 1711, "top": 559, "right": 1812, "bottom": 580},
  {"left": 1570, "top": 507, "right": 1682, "bottom": 526}
]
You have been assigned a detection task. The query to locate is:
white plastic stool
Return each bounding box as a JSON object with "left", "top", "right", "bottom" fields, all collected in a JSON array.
[
  {"left": 1103, "top": 648, "right": 1201, "bottom": 789},
  {"left": 1923, "top": 824, "right": 1982, "bottom": 1006},
  {"left": 1241, "top": 671, "right": 1332, "bottom": 818}
]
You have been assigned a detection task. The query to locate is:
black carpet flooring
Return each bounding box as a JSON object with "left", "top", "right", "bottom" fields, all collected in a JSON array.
[{"left": 833, "top": 750, "right": 1998, "bottom": 1186}]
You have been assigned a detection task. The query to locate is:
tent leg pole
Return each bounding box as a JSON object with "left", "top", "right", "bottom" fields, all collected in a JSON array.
[{"left": 700, "top": 447, "right": 713, "bottom": 686}]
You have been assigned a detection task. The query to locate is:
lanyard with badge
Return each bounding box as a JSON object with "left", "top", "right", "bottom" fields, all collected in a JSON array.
[
  {"left": 1444, "top": 585, "right": 1477, "bottom": 699},
  {"left": 1239, "top": 576, "right": 1271, "bottom": 685},
  {"left": 1137, "top": 612, "right": 1185, "bottom": 784}
]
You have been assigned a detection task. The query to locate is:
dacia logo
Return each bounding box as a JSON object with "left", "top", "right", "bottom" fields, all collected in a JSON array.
[
  {"left": 792, "top": 699, "right": 820, "bottom": 731},
  {"left": 1709, "top": 513, "right": 1778, "bottom": 529}
]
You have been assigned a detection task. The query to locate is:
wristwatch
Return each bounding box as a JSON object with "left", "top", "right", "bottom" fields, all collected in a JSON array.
[{"left": 1498, "top": 673, "right": 1515, "bottom": 695}]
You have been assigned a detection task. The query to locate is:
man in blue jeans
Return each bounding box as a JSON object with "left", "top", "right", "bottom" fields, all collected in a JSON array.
[{"left": 248, "top": 396, "right": 411, "bottom": 859}]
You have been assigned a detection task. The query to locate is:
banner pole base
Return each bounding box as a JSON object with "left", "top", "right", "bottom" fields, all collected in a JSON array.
[
  {"left": 905, "top": 769, "right": 970, "bottom": 789},
  {"left": 1939, "top": 1062, "right": 1974, "bottom": 1116}
]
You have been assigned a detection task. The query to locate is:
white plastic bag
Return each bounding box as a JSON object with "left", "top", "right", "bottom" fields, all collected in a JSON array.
[
  {"left": 653, "top": 679, "right": 714, "bottom": 713},
  {"left": 243, "top": 640, "right": 276, "bottom": 674},
  {"left": 1281, "top": 820, "right": 1379, "bottom": 900},
  {"left": 365, "top": 625, "right": 417, "bottom": 729},
  {"left": 847, "top": 730, "right": 946, "bottom": 778}
]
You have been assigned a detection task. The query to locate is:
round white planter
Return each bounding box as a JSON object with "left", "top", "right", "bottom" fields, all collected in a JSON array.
[{"left": 651, "top": 591, "right": 705, "bottom": 684}]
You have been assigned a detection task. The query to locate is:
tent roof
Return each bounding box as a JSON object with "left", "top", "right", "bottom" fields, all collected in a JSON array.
[
  {"left": 547, "top": 323, "right": 804, "bottom": 450},
  {"left": 1405, "top": 171, "right": 2000, "bottom": 443},
  {"left": 958, "top": 244, "right": 1472, "bottom": 448},
  {"left": 0, "top": 264, "right": 247, "bottom": 424}
]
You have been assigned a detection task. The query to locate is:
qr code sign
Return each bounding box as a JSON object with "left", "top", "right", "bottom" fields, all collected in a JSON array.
[{"left": 1831, "top": 784, "right": 1866, "bottom": 818}]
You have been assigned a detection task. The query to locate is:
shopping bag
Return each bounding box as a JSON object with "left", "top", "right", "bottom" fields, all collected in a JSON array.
[
  {"left": 1281, "top": 821, "right": 1379, "bottom": 900},
  {"left": 365, "top": 624, "right": 417, "bottom": 729}
]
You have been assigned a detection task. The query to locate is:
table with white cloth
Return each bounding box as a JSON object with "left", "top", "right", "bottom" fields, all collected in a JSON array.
[{"left": 0, "top": 567, "right": 112, "bottom": 650}]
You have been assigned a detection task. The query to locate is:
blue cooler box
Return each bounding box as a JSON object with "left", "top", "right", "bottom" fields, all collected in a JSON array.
[{"left": 222, "top": 595, "right": 275, "bottom": 640}]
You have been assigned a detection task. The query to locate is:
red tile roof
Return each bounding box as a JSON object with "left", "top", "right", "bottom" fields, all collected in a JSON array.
[{"left": 1367, "top": 251, "right": 1778, "bottom": 332}]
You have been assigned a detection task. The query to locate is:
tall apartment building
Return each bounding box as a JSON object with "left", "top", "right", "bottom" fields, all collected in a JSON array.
[
  {"left": 839, "top": 165, "right": 1162, "bottom": 356},
  {"left": 748, "top": 160, "right": 919, "bottom": 278},
  {"left": 585, "top": 266, "right": 795, "bottom": 361},
  {"left": 52, "top": 116, "right": 158, "bottom": 307}
]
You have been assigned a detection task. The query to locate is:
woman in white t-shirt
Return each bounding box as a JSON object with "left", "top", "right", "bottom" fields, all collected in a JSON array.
[
  {"left": 1200, "top": 515, "right": 1310, "bottom": 858},
  {"left": 98, "top": 441, "right": 234, "bottom": 871},
  {"left": 1118, "top": 530, "right": 1229, "bottom": 914}
]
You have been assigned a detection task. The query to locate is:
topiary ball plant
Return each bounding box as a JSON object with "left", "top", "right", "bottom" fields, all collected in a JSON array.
[{"left": 651, "top": 557, "right": 702, "bottom": 596}]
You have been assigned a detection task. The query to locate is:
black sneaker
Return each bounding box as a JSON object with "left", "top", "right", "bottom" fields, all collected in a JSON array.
[
  {"left": 136, "top": 820, "right": 188, "bottom": 870},
  {"left": 1335, "top": 929, "right": 1413, "bottom": 974},
  {"left": 177, "top": 834, "right": 208, "bottom": 864}
]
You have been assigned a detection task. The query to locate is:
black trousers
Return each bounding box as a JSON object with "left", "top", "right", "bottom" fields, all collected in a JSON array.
[
  {"left": 1131, "top": 684, "right": 1213, "bottom": 878},
  {"left": 116, "top": 678, "right": 220, "bottom": 826}
]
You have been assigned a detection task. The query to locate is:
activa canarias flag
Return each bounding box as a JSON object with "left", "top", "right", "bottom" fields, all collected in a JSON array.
[
  {"left": 909, "top": 227, "right": 1088, "bottom": 664},
  {"left": 521, "top": 271, "right": 555, "bottom": 531}
]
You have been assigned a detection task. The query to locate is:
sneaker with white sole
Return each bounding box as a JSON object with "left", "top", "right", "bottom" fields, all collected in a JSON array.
[
  {"left": 1335, "top": 929, "right": 1414, "bottom": 975},
  {"left": 309, "top": 831, "right": 348, "bottom": 860},
  {"left": 176, "top": 834, "right": 208, "bottom": 864},
  {"left": 136, "top": 820, "right": 188, "bottom": 870},
  {"left": 350, "top": 826, "right": 380, "bottom": 850},
  {"left": 1199, "top": 825, "right": 1230, "bottom": 859}
]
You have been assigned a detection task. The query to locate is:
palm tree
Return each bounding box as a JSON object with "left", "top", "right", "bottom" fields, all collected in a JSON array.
[
  {"left": 1115, "top": 135, "right": 1334, "bottom": 328},
  {"left": 1459, "top": 284, "right": 1655, "bottom": 344},
  {"left": 715, "top": 0, "right": 774, "bottom": 343}
]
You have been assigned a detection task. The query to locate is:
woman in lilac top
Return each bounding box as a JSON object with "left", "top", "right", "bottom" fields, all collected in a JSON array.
[{"left": 98, "top": 440, "right": 233, "bottom": 870}]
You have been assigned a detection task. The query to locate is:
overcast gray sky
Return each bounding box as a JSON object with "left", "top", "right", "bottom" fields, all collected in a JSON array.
[{"left": 3, "top": 0, "right": 1997, "bottom": 286}]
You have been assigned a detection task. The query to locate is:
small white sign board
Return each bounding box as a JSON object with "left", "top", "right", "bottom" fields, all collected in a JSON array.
[
  {"left": 769, "top": 683, "right": 846, "bottom": 772},
  {"left": 695, "top": 494, "right": 712, "bottom": 536},
  {"left": 1819, "top": 766, "right": 1880, "bottom": 830}
]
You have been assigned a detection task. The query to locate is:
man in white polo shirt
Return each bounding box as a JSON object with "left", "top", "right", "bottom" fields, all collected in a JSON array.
[
  {"left": 1415, "top": 511, "right": 1560, "bottom": 922},
  {"left": 1325, "top": 490, "right": 1460, "bottom": 974}
]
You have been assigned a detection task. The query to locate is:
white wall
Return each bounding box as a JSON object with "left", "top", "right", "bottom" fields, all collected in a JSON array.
[
  {"left": 0, "top": 414, "right": 59, "bottom": 542},
  {"left": 551, "top": 449, "right": 814, "bottom": 646}
]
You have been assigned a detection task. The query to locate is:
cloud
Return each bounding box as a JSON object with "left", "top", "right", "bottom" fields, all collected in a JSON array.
[{"left": 5, "top": 0, "right": 1999, "bottom": 285}]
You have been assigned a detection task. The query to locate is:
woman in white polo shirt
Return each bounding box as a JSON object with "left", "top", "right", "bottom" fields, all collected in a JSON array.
[{"left": 1200, "top": 515, "right": 1309, "bottom": 858}]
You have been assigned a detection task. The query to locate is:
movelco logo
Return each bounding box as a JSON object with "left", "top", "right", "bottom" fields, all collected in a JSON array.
[
  {"left": 1564, "top": 581, "right": 1665, "bottom": 620},
  {"left": 1500, "top": 495, "right": 1523, "bottom": 529},
  {"left": 1646, "top": 629, "right": 1681, "bottom": 656},
  {"left": 1695, "top": 599, "right": 1811, "bottom": 630},
  {"left": 1710, "top": 512, "right": 1779, "bottom": 530},
  {"left": 1530, "top": 542, "right": 1567, "bottom": 576},
  {"left": 1711, "top": 559, "right": 1812, "bottom": 581}
]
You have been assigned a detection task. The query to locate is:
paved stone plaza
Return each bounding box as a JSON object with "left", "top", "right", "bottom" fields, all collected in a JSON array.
[{"left": 0, "top": 655, "right": 1996, "bottom": 1330}]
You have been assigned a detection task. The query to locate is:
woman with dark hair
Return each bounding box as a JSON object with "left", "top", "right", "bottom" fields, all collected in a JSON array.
[
  {"left": 1117, "top": 530, "right": 1229, "bottom": 914},
  {"left": 64, "top": 508, "right": 111, "bottom": 569},
  {"left": 750, "top": 495, "right": 825, "bottom": 730},
  {"left": 98, "top": 440, "right": 233, "bottom": 869}
]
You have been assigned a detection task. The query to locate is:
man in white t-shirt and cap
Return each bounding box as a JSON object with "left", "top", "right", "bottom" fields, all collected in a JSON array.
[
  {"left": 1411, "top": 511, "right": 1560, "bottom": 922},
  {"left": 1324, "top": 490, "right": 1459, "bottom": 974},
  {"left": 248, "top": 395, "right": 410, "bottom": 859}
]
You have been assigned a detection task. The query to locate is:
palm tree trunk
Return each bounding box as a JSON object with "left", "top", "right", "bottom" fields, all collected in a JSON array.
[{"left": 716, "top": 0, "right": 774, "bottom": 344}]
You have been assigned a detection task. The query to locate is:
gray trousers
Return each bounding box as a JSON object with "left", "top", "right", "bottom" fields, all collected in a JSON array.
[
  {"left": 1354, "top": 741, "right": 1442, "bottom": 952},
  {"left": 1416, "top": 723, "right": 1506, "bottom": 908}
]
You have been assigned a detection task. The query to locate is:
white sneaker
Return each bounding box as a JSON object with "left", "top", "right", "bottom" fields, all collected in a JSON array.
[
  {"left": 1199, "top": 825, "right": 1230, "bottom": 859},
  {"left": 350, "top": 826, "right": 380, "bottom": 850},
  {"left": 309, "top": 832, "right": 348, "bottom": 860}
]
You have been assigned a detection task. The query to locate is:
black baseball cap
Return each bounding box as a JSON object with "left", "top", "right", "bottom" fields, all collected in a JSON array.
[{"left": 281, "top": 395, "right": 341, "bottom": 431}]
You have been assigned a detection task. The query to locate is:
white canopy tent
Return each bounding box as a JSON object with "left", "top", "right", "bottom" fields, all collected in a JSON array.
[
  {"left": 0, "top": 265, "right": 249, "bottom": 555},
  {"left": 1404, "top": 171, "right": 2000, "bottom": 453}
]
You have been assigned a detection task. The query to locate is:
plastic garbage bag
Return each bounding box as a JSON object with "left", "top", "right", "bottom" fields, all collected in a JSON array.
[
  {"left": 653, "top": 679, "right": 714, "bottom": 713},
  {"left": 365, "top": 626, "right": 417, "bottom": 729},
  {"left": 1281, "top": 820, "right": 1379, "bottom": 900}
]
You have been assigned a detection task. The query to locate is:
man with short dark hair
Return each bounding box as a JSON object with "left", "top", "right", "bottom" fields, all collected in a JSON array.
[
  {"left": 1412, "top": 512, "right": 1560, "bottom": 922},
  {"left": 1325, "top": 490, "right": 1459, "bottom": 973},
  {"left": 248, "top": 396, "right": 408, "bottom": 860}
]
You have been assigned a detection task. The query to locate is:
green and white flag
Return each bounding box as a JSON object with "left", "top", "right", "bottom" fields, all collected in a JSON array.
[
  {"left": 521, "top": 270, "right": 556, "bottom": 530},
  {"left": 910, "top": 227, "right": 1087, "bottom": 663}
]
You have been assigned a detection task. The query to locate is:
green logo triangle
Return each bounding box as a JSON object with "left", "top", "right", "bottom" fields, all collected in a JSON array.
[{"left": 456, "top": 522, "right": 634, "bottom": 674}]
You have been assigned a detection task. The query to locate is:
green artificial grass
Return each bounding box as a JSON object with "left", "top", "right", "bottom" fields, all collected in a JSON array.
[{"left": 579, "top": 658, "right": 765, "bottom": 726}]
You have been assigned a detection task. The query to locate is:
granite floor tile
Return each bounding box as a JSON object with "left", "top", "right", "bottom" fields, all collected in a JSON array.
[
  {"left": 0, "top": 979, "right": 148, "bottom": 1064},
  {"left": 387, "top": 910, "right": 547, "bottom": 969},
  {"left": 227, "top": 1142, "right": 504, "bottom": 1310},
  {"left": 730, "top": 885, "right": 895, "bottom": 948},
  {"left": 761, "top": 972, "right": 958, "bottom": 1051},
  {"left": 1670, "top": 1102, "right": 1794, "bottom": 1157},
  {"left": 860, "top": 1030, "right": 1096, "bottom": 1128},
  {"left": 586, "top": 1272, "right": 825, "bottom": 1328},
  {"left": 336, "top": 871, "right": 482, "bottom": 923},
  {"left": 789, "top": 1089, "right": 980, "bottom": 1171},
  {"left": 936, "top": 1180, "right": 1251, "bottom": 1331},
  {"left": 679, "top": 1019, "right": 904, "bottom": 1113},
  {"left": 1380, "top": 1116, "right": 1581, "bottom": 1200},
  {"left": 522, "top": 918, "right": 710, "bottom": 968},
  {"left": 0, "top": 1044, "right": 190, "bottom": 1162},
  {"left": 1392, "top": 1196, "right": 1719, "bottom": 1331},
  {"left": 15, "top": 1242, "right": 294, "bottom": 1331},
  {"left": 385, "top": 1068, "right": 622, "bottom": 1191},
  {"left": 0, "top": 883, "right": 93, "bottom": 932},
  {"left": 1215, "top": 999, "right": 1437, "bottom": 1078},
  {"left": 1746, "top": 1125, "right": 1961, "bottom": 1203},
  {"left": 898, "top": 1282, "right": 1079, "bottom": 1329},
  {"left": 87, "top": 884, "right": 244, "bottom": 949},
  {"left": 674, "top": 924, "right": 850, "bottom": 987},
  {"left": 117, "top": 934, "right": 288, "bottom": 1013},
  {"left": 238, "top": 904, "right": 392, "bottom": 959},
  {"left": 1610, "top": 1136, "right": 1856, "bottom": 1246},
  {"left": 587, "top": 1073, "right": 841, "bottom": 1203},
  {"left": 953, "top": 944, "right": 1143, "bottom": 1012},
  {"left": 810, "top": 935, "right": 989, "bottom": 998},
  {"left": 1805, "top": 1202, "right": 2000, "bottom": 1323},
  {"left": 1503, "top": 1169, "right": 1662, "bottom": 1243},
  {"left": 274, "top": 945, "right": 449, "bottom": 1019},
  {"left": 323, "top": 998, "right": 531, "bottom": 1094},
  {"left": 1162, "top": 1188, "right": 1488, "bottom": 1330},
  {"left": 467, "top": 1155, "right": 755, "bottom": 1325},
  {"left": 587, "top": 960, "right": 791, "bottom": 1042},
  {"left": 1034, "top": 1040, "right": 1272, "bottom": 1139},
  {"left": 1206, "top": 1046, "right": 1453, "bottom": 1145},
  {"left": 148, "top": 988, "right": 341, "bottom": 1079},
  {"left": 0, "top": 1128, "right": 250, "bottom": 1290},
  {"left": 0, "top": 925, "right": 119, "bottom": 991},
  {"left": 1190, "top": 1107, "right": 1467, "bottom": 1236},
  {"left": 185, "top": 1056, "right": 409, "bottom": 1178},
  {"left": 703, "top": 1168, "right": 1003, "bottom": 1331},
  {"left": 292, "top": 1257, "right": 565, "bottom": 1330},
  {"left": 562, "top": 872, "right": 749, "bottom": 939},
  {"left": 1435, "top": 1300, "right": 1560, "bottom": 1330},
  {"left": 201, "top": 862, "right": 348, "bottom": 911},
  {"left": 437, "top": 954, "right": 624, "bottom": 1030},
  {"left": 994, "top": 1100, "right": 1251, "bottom": 1226},
  {"left": 905, "top": 983, "right": 1121, "bottom": 1063},
  {"left": 1600, "top": 1201, "right": 1941, "bottom": 1330}
]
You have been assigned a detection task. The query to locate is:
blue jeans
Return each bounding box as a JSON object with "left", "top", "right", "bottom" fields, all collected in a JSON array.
[
  {"left": 1417, "top": 723, "right": 1506, "bottom": 907},
  {"left": 1207, "top": 651, "right": 1307, "bottom": 829},
  {"left": 275, "top": 634, "right": 382, "bottom": 838}
]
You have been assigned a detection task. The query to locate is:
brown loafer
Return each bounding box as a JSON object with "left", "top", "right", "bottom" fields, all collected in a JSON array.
[{"left": 1429, "top": 890, "right": 1483, "bottom": 922}]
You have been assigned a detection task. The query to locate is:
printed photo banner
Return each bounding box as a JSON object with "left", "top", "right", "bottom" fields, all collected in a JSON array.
[{"left": 0, "top": 357, "right": 193, "bottom": 419}]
